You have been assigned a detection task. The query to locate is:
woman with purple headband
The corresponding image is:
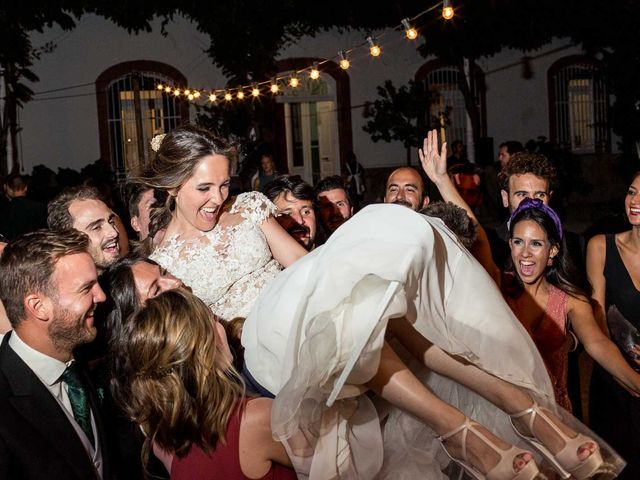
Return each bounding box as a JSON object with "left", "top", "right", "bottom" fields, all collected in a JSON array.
[
  {"left": 419, "top": 129, "right": 640, "bottom": 413},
  {"left": 503, "top": 197, "right": 640, "bottom": 412}
]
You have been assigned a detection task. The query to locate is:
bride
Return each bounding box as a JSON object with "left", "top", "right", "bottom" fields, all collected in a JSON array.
[
  {"left": 133, "top": 125, "right": 307, "bottom": 321},
  {"left": 241, "top": 134, "right": 624, "bottom": 479}
]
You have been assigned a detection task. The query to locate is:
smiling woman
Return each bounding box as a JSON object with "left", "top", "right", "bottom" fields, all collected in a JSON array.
[
  {"left": 133, "top": 125, "right": 307, "bottom": 321},
  {"left": 417, "top": 130, "right": 640, "bottom": 418},
  {"left": 503, "top": 198, "right": 640, "bottom": 413}
]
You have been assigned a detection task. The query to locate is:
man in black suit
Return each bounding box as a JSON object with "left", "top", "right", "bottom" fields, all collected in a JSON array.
[
  {"left": 0, "top": 174, "right": 47, "bottom": 241},
  {"left": 0, "top": 229, "right": 111, "bottom": 479}
]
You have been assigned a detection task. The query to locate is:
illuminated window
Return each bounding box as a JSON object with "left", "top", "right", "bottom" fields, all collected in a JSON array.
[{"left": 549, "top": 57, "right": 610, "bottom": 153}]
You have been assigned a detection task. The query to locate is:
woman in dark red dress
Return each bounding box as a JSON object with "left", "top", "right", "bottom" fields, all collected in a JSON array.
[{"left": 111, "top": 288, "right": 295, "bottom": 480}]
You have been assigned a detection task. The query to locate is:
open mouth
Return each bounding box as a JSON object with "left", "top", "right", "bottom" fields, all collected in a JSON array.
[
  {"left": 200, "top": 206, "right": 219, "bottom": 222},
  {"left": 288, "top": 225, "right": 309, "bottom": 237},
  {"left": 629, "top": 207, "right": 640, "bottom": 216},
  {"left": 519, "top": 261, "right": 536, "bottom": 277},
  {"left": 102, "top": 239, "right": 119, "bottom": 256}
]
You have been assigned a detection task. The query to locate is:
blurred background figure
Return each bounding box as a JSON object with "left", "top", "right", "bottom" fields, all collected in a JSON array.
[
  {"left": 251, "top": 153, "right": 278, "bottom": 193},
  {"left": 342, "top": 151, "right": 366, "bottom": 210},
  {"left": 446, "top": 140, "right": 468, "bottom": 169},
  {"left": 0, "top": 174, "right": 47, "bottom": 241},
  {"left": 497, "top": 141, "right": 525, "bottom": 169}
]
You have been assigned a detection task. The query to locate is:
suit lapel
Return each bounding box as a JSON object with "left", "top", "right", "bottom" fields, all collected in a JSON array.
[{"left": 0, "top": 334, "right": 97, "bottom": 479}]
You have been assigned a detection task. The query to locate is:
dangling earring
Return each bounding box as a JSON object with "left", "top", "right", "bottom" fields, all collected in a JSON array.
[{"left": 547, "top": 256, "right": 555, "bottom": 266}]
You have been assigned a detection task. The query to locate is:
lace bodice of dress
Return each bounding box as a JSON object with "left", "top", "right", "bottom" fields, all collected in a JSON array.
[{"left": 150, "top": 191, "right": 282, "bottom": 321}]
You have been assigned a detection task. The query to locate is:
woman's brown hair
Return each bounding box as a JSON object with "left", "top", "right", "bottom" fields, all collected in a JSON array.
[{"left": 112, "top": 288, "right": 244, "bottom": 466}]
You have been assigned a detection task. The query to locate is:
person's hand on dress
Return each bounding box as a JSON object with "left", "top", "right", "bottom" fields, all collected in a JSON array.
[{"left": 418, "top": 129, "right": 448, "bottom": 186}]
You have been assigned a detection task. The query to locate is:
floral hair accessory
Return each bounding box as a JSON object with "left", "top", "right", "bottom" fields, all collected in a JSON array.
[
  {"left": 150, "top": 134, "right": 166, "bottom": 152},
  {"left": 508, "top": 197, "right": 563, "bottom": 240}
]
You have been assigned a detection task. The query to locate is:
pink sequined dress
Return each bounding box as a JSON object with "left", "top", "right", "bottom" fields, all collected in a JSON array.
[{"left": 508, "top": 284, "right": 572, "bottom": 411}]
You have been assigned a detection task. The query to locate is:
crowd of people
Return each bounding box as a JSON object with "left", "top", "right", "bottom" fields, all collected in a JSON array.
[{"left": 0, "top": 125, "right": 638, "bottom": 480}]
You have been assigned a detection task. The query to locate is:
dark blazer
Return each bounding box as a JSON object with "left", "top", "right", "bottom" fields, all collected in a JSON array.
[
  {"left": 0, "top": 333, "right": 112, "bottom": 479},
  {"left": 0, "top": 197, "right": 47, "bottom": 241}
]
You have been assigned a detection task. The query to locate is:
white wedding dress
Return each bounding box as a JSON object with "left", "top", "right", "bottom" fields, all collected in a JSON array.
[
  {"left": 150, "top": 191, "right": 281, "bottom": 321},
  {"left": 242, "top": 204, "right": 624, "bottom": 479}
]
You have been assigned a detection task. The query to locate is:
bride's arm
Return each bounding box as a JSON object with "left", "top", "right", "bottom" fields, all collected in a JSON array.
[{"left": 260, "top": 216, "right": 308, "bottom": 267}]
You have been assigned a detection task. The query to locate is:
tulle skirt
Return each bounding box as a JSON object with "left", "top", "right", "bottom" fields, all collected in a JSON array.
[{"left": 242, "top": 204, "right": 625, "bottom": 479}]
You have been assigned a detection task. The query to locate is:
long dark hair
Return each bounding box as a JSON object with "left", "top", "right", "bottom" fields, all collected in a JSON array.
[{"left": 507, "top": 207, "right": 590, "bottom": 299}]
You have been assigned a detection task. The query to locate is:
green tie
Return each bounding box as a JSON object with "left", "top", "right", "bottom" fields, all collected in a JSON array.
[{"left": 61, "top": 362, "right": 95, "bottom": 448}]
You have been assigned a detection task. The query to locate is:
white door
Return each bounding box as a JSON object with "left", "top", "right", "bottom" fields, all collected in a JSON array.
[{"left": 284, "top": 100, "right": 338, "bottom": 185}]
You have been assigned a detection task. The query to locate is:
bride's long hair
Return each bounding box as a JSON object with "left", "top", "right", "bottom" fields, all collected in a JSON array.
[
  {"left": 130, "top": 125, "right": 236, "bottom": 246},
  {"left": 111, "top": 288, "right": 245, "bottom": 465}
]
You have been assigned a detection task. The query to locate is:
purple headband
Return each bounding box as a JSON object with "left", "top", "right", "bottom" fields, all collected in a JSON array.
[{"left": 508, "top": 198, "right": 563, "bottom": 240}]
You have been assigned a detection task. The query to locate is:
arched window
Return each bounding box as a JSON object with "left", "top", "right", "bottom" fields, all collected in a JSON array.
[
  {"left": 96, "top": 61, "right": 189, "bottom": 181},
  {"left": 415, "top": 60, "right": 487, "bottom": 147},
  {"left": 548, "top": 56, "right": 610, "bottom": 153}
]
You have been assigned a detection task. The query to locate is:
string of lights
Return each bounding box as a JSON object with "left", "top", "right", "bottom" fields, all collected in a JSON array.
[{"left": 156, "top": 1, "right": 455, "bottom": 104}]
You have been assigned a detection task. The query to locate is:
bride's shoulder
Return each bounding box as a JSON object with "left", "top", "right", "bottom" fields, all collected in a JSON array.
[{"left": 229, "top": 191, "right": 277, "bottom": 225}]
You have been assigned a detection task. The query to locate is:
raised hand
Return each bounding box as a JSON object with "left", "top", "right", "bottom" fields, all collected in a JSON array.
[{"left": 418, "top": 129, "right": 448, "bottom": 184}]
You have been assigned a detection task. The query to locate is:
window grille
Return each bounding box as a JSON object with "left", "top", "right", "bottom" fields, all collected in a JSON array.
[
  {"left": 106, "top": 73, "right": 182, "bottom": 181},
  {"left": 549, "top": 60, "right": 610, "bottom": 153},
  {"left": 422, "top": 65, "right": 485, "bottom": 147}
]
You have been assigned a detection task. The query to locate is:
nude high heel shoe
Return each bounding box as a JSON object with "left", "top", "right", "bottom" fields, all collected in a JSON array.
[
  {"left": 438, "top": 417, "right": 540, "bottom": 480},
  {"left": 510, "top": 400, "right": 603, "bottom": 479}
]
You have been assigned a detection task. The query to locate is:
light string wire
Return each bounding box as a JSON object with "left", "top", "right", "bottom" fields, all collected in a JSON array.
[{"left": 156, "top": 1, "right": 450, "bottom": 103}]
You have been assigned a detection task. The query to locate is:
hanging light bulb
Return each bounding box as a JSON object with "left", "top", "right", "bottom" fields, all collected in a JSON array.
[
  {"left": 187, "top": 93, "right": 194, "bottom": 101},
  {"left": 310, "top": 62, "right": 320, "bottom": 80},
  {"left": 289, "top": 75, "right": 299, "bottom": 88},
  {"left": 193, "top": 91, "right": 201, "bottom": 99},
  {"left": 209, "top": 93, "right": 217, "bottom": 102},
  {"left": 270, "top": 80, "right": 280, "bottom": 94},
  {"left": 224, "top": 91, "right": 232, "bottom": 101},
  {"left": 367, "top": 36, "right": 381, "bottom": 57},
  {"left": 338, "top": 51, "right": 350, "bottom": 70},
  {"left": 164, "top": 86, "right": 171, "bottom": 93},
  {"left": 157, "top": 84, "right": 164, "bottom": 90},
  {"left": 173, "top": 89, "right": 181, "bottom": 96},
  {"left": 237, "top": 90, "right": 245, "bottom": 100},
  {"left": 442, "top": 0, "right": 454, "bottom": 19},
  {"left": 184, "top": 89, "right": 191, "bottom": 96},
  {"left": 401, "top": 18, "right": 418, "bottom": 40},
  {"left": 251, "top": 84, "right": 260, "bottom": 97}
]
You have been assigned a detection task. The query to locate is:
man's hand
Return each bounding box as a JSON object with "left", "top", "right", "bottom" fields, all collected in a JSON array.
[{"left": 418, "top": 129, "right": 448, "bottom": 185}]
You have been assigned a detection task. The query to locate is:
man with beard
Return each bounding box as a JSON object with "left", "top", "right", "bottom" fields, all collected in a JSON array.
[
  {"left": 48, "top": 186, "right": 124, "bottom": 273},
  {"left": 314, "top": 175, "right": 353, "bottom": 236},
  {"left": 265, "top": 175, "right": 319, "bottom": 251},
  {"left": 0, "top": 229, "right": 112, "bottom": 479},
  {"left": 384, "top": 167, "right": 430, "bottom": 211}
]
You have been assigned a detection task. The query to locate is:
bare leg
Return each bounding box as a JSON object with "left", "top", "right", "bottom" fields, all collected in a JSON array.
[
  {"left": 386, "top": 317, "right": 596, "bottom": 460},
  {"left": 366, "top": 341, "right": 533, "bottom": 476}
]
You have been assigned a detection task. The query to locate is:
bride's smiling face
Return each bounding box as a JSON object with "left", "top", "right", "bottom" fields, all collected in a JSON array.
[{"left": 172, "top": 154, "right": 231, "bottom": 233}]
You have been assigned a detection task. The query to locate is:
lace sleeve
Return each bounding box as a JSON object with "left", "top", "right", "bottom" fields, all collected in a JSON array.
[{"left": 230, "top": 191, "right": 277, "bottom": 225}]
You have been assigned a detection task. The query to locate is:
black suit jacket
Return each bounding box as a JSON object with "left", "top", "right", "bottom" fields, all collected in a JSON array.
[
  {"left": 0, "top": 197, "right": 47, "bottom": 241},
  {"left": 0, "top": 333, "right": 112, "bottom": 479}
]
